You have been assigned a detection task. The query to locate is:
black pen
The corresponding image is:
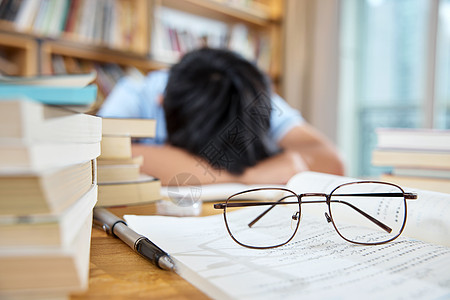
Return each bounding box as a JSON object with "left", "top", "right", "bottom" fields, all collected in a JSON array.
[{"left": 93, "top": 208, "right": 175, "bottom": 271}]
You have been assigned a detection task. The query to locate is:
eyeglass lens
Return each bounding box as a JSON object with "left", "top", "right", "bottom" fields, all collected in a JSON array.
[
  {"left": 329, "top": 182, "right": 406, "bottom": 245},
  {"left": 223, "top": 183, "right": 407, "bottom": 248},
  {"left": 224, "top": 189, "right": 300, "bottom": 249}
]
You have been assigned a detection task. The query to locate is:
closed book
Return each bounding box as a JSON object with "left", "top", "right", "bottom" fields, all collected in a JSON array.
[
  {"left": 376, "top": 128, "right": 450, "bottom": 151},
  {"left": 371, "top": 149, "right": 450, "bottom": 169},
  {"left": 0, "top": 208, "right": 93, "bottom": 294},
  {"left": 392, "top": 167, "right": 450, "bottom": 179},
  {"left": 0, "top": 161, "right": 94, "bottom": 215},
  {"left": 0, "top": 84, "right": 97, "bottom": 105},
  {"left": 97, "top": 164, "right": 140, "bottom": 183},
  {"left": 0, "top": 99, "right": 102, "bottom": 144},
  {"left": 0, "top": 184, "right": 97, "bottom": 247},
  {"left": 97, "top": 174, "right": 161, "bottom": 207},
  {"left": 0, "top": 71, "right": 95, "bottom": 87},
  {"left": 0, "top": 141, "right": 100, "bottom": 172},
  {"left": 381, "top": 173, "right": 450, "bottom": 194},
  {"left": 101, "top": 118, "right": 156, "bottom": 138},
  {"left": 96, "top": 155, "right": 143, "bottom": 166},
  {"left": 99, "top": 135, "right": 132, "bottom": 160}
]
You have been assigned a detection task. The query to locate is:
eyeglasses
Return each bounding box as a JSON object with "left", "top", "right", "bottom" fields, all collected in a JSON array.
[{"left": 213, "top": 181, "right": 417, "bottom": 249}]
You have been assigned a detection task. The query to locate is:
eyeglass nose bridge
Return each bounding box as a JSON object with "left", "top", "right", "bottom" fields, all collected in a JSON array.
[
  {"left": 301, "top": 193, "right": 328, "bottom": 197},
  {"left": 298, "top": 193, "right": 330, "bottom": 203}
]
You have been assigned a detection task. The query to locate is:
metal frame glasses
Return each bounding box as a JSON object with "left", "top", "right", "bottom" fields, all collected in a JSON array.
[{"left": 213, "top": 181, "right": 417, "bottom": 249}]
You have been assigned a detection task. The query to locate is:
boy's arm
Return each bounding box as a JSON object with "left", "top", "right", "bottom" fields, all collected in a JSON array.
[
  {"left": 132, "top": 143, "right": 239, "bottom": 186},
  {"left": 132, "top": 122, "right": 343, "bottom": 186},
  {"left": 239, "top": 123, "right": 345, "bottom": 184},
  {"left": 277, "top": 123, "right": 345, "bottom": 176},
  {"left": 132, "top": 143, "right": 305, "bottom": 185}
]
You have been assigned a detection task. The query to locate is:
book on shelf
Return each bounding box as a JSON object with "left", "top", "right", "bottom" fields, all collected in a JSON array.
[
  {"left": 0, "top": 184, "right": 97, "bottom": 248},
  {"left": 0, "top": 0, "right": 22, "bottom": 22},
  {"left": 151, "top": 6, "right": 227, "bottom": 63},
  {"left": 0, "top": 160, "right": 94, "bottom": 215},
  {"left": 125, "top": 171, "right": 450, "bottom": 300},
  {"left": 97, "top": 174, "right": 161, "bottom": 207},
  {"left": 0, "top": 0, "right": 148, "bottom": 54},
  {"left": 151, "top": 6, "right": 271, "bottom": 72}
]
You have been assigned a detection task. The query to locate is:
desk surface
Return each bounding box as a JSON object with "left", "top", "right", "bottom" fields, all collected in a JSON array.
[{"left": 71, "top": 203, "right": 219, "bottom": 300}]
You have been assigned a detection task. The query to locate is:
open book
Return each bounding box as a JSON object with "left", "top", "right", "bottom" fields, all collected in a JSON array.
[{"left": 125, "top": 172, "right": 450, "bottom": 299}]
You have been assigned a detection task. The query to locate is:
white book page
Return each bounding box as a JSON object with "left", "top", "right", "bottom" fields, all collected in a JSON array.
[
  {"left": 286, "top": 172, "right": 450, "bottom": 247},
  {"left": 125, "top": 211, "right": 450, "bottom": 300}
]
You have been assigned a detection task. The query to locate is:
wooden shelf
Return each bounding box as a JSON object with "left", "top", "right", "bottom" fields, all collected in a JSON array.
[
  {"left": 40, "top": 40, "right": 169, "bottom": 74},
  {"left": 0, "top": 31, "right": 37, "bottom": 76},
  {"left": 0, "top": 0, "right": 284, "bottom": 95},
  {"left": 159, "top": 0, "right": 279, "bottom": 27}
]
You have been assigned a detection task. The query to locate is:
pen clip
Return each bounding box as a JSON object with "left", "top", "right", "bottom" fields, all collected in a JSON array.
[
  {"left": 93, "top": 215, "right": 114, "bottom": 236},
  {"left": 102, "top": 223, "right": 113, "bottom": 235}
]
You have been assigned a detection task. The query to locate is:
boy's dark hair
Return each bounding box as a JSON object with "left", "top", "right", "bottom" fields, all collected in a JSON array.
[{"left": 164, "top": 48, "right": 276, "bottom": 174}]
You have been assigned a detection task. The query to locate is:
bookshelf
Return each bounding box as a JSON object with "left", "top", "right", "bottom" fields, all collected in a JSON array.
[
  {"left": 0, "top": 0, "right": 284, "bottom": 104},
  {"left": 0, "top": 30, "right": 37, "bottom": 76}
]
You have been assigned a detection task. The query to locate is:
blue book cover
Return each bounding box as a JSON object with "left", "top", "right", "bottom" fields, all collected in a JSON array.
[{"left": 0, "top": 84, "right": 98, "bottom": 105}]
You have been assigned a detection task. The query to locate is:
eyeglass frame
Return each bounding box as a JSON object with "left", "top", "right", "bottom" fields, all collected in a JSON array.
[{"left": 213, "top": 181, "right": 418, "bottom": 249}]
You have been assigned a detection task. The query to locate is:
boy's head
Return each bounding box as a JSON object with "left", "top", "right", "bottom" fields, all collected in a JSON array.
[{"left": 163, "top": 48, "right": 276, "bottom": 174}]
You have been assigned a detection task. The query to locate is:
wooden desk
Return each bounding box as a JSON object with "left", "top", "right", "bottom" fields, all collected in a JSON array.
[{"left": 71, "top": 203, "right": 219, "bottom": 300}]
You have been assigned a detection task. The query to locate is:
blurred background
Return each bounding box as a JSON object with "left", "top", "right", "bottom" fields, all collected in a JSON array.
[{"left": 0, "top": 0, "right": 448, "bottom": 178}]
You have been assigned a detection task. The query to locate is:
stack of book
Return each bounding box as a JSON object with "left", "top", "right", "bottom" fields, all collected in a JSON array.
[
  {"left": 0, "top": 80, "right": 102, "bottom": 298},
  {"left": 97, "top": 118, "right": 161, "bottom": 207},
  {"left": 372, "top": 128, "right": 450, "bottom": 193}
]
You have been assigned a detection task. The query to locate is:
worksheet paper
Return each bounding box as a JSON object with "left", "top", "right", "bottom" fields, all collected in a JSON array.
[{"left": 125, "top": 172, "right": 450, "bottom": 300}]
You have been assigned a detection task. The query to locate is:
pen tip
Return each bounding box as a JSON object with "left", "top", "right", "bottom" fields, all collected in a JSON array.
[{"left": 158, "top": 255, "right": 175, "bottom": 271}]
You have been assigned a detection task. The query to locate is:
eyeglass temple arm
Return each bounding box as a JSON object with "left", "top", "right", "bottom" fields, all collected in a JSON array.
[
  {"left": 333, "top": 192, "right": 417, "bottom": 199},
  {"left": 213, "top": 197, "right": 296, "bottom": 229},
  {"left": 247, "top": 195, "right": 293, "bottom": 227},
  {"left": 330, "top": 199, "right": 392, "bottom": 233},
  {"left": 244, "top": 196, "right": 392, "bottom": 233},
  {"left": 215, "top": 192, "right": 404, "bottom": 233}
]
